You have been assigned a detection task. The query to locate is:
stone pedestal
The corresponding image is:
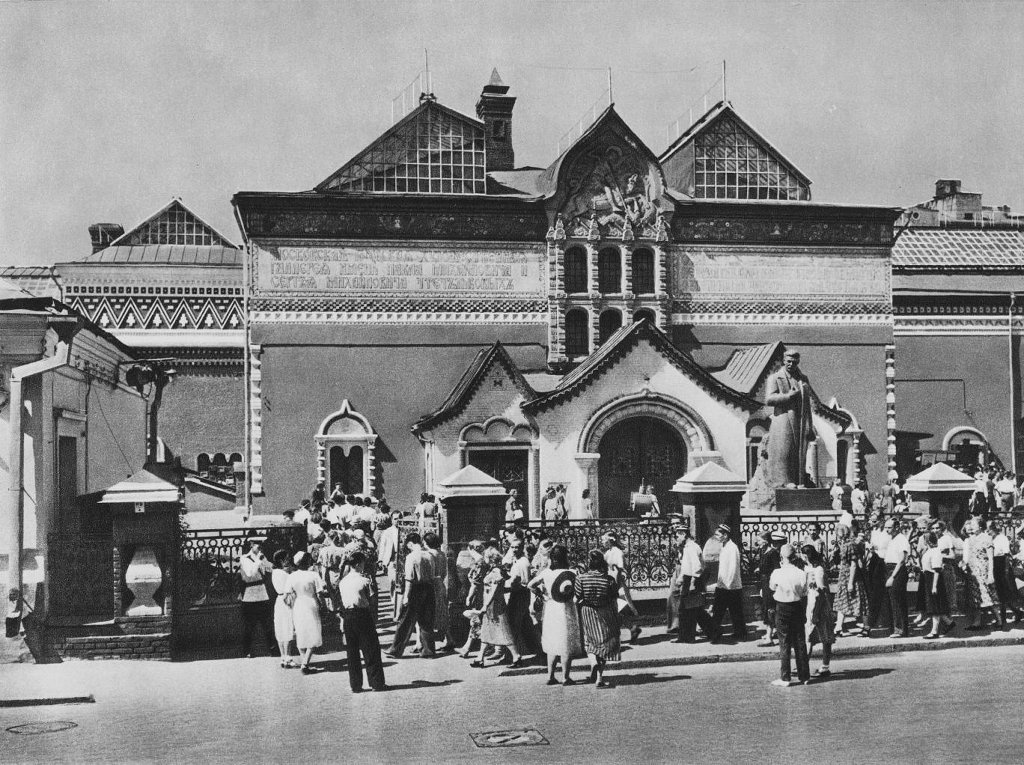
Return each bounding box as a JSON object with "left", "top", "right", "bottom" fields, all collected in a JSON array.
[
  {"left": 903, "top": 463, "right": 974, "bottom": 529},
  {"left": 124, "top": 547, "right": 163, "bottom": 617},
  {"left": 435, "top": 465, "right": 509, "bottom": 546},
  {"left": 774, "top": 487, "right": 832, "bottom": 513}
]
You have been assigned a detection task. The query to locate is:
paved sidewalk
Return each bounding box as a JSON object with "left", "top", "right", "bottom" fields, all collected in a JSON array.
[{"left": 2, "top": 616, "right": 1021, "bottom": 704}]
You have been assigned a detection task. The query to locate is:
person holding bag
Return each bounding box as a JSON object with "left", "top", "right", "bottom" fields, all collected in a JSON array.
[{"left": 284, "top": 551, "right": 327, "bottom": 674}]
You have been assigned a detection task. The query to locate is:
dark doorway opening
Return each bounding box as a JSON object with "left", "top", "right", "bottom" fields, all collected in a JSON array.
[{"left": 598, "top": 417, "right": 686, "bottom": 518}]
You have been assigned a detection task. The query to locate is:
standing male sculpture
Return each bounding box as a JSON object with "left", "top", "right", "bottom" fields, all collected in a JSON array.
[{"left": 764, "top": 350, "right": 816, "bottom": 488}]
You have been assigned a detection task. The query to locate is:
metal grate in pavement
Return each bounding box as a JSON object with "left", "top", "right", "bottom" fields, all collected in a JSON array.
[
  {"left": 7, "top": 721, "right": 78, "bottom": 735},
  {"left": 471, "top": 728, "right": 549, "bottom": 748}
]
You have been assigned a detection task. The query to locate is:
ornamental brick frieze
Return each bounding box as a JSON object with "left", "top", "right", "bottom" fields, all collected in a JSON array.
[
  {"left": 894, "top": 317, "right": 1024, "bottom": 336},
  {"left": 894, "top": 300, "right": 1020, "bottom": 315},
  {"left": 249, "top": 311, "right": 546, "bottom": 325},
  {"left": 240, "top": 209, "right": 549, "bottom": 241},
  {"left": 248, "top": 297, "right": 547, "bottom": 313},
  {"left": 671, "top": 216, "right": 892, "bottom": 246},
  {"left": 672, "top": 299, "right": 892, "bottom": 315},
  {"left": 66, "top": 294, "right": 243, "bottom": 331}
]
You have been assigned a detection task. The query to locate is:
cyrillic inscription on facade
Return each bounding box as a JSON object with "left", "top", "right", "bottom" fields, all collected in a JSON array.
[{"left": 256, "top": 245, "right": 545, "bottom": 295}]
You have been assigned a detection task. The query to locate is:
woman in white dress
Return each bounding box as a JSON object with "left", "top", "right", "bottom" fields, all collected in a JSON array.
[
  {"left": 271, "top": 550, "right": 296, "bottom": 668},
  {"left": 285, "top": 551, "right": 326, "bottom": 674},
  {"left": 528, "top": 545, "right": 584, "bottom": 685}
]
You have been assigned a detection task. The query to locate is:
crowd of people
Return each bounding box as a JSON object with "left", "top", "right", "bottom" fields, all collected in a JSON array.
[{"left": 235, "top": 474, "right": 1024, "bottom": 692}]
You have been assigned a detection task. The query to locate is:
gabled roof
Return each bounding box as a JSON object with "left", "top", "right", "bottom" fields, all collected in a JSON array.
[
  {"left": 523, "top": 320, "right": 760, "bottom": 413},
  {"left": 316, "top": 99, "right": 486, "bottom": 194},
  {"left": 711, "top": 342, "right": 784, "bottom": 395},
  {"left": 413, "top": 341, "right": 535, "bottom": 432},
  {"left": 0, "top": 266, "right": 61, "bottom": 298},
  {"left": 535, "top": 104, "right": 665, "bottom": 199},
  {"left": 892, "top": 228, "right": 1024, "bottom": 271},
  {"left": 75, "top": 199, "right": 240, "bottom": 265},
  {"left": 659, "top": 100, "right": 812, "bottom": 189}
]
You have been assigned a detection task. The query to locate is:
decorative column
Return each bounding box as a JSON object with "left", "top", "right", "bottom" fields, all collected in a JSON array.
[
  {"left": 589, "top": 297, "right": 601, "bottom": 353},
  {"left": 366, "top": 435, "right": 378, "bottom": 496},
  {"left": 847, "top": 431, "right": 863, "bottom": 486},
  {"left": 655, "top": 245, "right": 670, "bottom": 329},
  {"left": 529, "top": 443, "right": 541, "bottom": 520},
  {"left": 586, "top": 243, "right": 597, "bottom": 294},
  {"left": 546, "top": 219, "right": 568, "bottom": 368},
  {"left": 622, "top": 245, "right": 634, "bottom": 298},
  {"left": 248, "top": 343, "right": 264, "bottom": 495},
  {"left": 885, "top": 344, "right": 897, "bottom": 480},
  {"left": 575, "top": 453, "right": 600, "bottom": 516}
]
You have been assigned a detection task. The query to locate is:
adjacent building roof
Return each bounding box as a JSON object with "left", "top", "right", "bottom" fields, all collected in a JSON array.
[
  {"left": 892, "top": 228, "right": 1024, "bottom": 271},
  {"left": 73, "top": 199, "right": 240, "bottom": 266},
  {"left": 0, "top": 266, "right": 61, "bottom": 298}
]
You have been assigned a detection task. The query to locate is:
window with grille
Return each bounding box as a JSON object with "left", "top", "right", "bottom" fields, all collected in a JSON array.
[
  {"left": 693, "top": 116, "right": 809, "bottom": 201},
  {"left": 564, "top": 246, "right": 588, "bottom": 293},
  {"left": 598, "top": 248, "right": 622, "bottom": 293},
  {"left": 125, "top": 204, "right": 229, "bottom": 246},
  {"left": 565, "top": 309, "right": 589, "bottom": 357},
  {"left": 599, "top": 309, "right": 623, "bottom": 344},
  {"left": 631, "top": 249, "right": 654, "bottom": 294},
  {"left": 320, "top": 102, "right": 487, "bottom": 195}
]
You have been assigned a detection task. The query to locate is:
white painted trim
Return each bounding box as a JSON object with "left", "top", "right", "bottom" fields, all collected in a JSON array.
[
  {"left": 941, "top": 426, "right": 989, "bottom": 451},
  {"left": 895, "top": 317, "right": 1024, "bottom": 337},
  {"left": 111, "top": 329, "right": 245, "bottom": 347},
  {"left": 673, "top": 313, "right": 892, "bottom": 325}
]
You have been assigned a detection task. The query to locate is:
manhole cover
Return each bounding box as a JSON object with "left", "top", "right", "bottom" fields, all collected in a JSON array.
[
  {"left": 7, "top": 721, "right": 78, "bottom": 735},
  {"left": 471, "top": 728, "right": 548, "bottom": 748}
]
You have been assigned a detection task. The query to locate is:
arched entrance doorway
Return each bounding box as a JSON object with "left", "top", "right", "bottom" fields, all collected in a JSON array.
[{"left": 597, "top": 416, "right": 687, "bottom": 518}]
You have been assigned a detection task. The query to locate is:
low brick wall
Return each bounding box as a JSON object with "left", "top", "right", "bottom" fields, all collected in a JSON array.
[{"left": 61, "top": 632, "right": 171, "bottom": 661}]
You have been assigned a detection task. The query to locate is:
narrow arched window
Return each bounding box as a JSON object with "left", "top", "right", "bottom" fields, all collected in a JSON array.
[
  {"left": 598, "top": 247, "right": 621, "bottom": 294},
  {"left": 564, "top": 246, "right": 588, "bottom": 293},
  {"left": 599, "top": 309, "right": 623, "bottom": 345},
  {"left": 565, "top": 309, "right": 589, "bottom": 357},
  {"left": 631, "top": 248, "right": 654, "bottom": 294},
  {"left": 633, "top": 308, "right": 656, "bottom": 325}
]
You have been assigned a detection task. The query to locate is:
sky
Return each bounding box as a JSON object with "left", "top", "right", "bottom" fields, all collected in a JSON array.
[{"left": 1, "top": 0, "right": 1022, "bottom": 267}]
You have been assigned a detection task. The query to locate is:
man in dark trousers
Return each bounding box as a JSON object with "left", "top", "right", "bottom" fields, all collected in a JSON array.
[
  {"left": 769, "top": 544, "right": 811, "bottom": 687},
  {"left": 238, "top": 539, "right": 277, "bottom": 659},
  {"left": 385, "top": 532, "right": 436, "bottom": 658},
  {"left": 339, "top": 550, "right": 386, "bottom": 692},
  {"left": 671, "top": 522, "right": 718, "bottom": 643}
]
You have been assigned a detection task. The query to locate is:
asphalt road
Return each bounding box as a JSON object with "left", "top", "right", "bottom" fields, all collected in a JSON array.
[{"left": 2, "top": 645, "right": 1023, "bottom": 764}]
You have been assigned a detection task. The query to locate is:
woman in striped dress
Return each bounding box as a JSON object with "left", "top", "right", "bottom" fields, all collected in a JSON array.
[{"left": 574, "top": 549, "right": 621, "bottom": 688}]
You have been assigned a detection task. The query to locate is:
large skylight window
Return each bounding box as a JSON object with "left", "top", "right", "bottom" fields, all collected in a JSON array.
[
  {"left": 694, "top": 116, "right": 809, "bottom": 201},
  {"left": 124, "top": 203, "right": 229, "bottom": 246},
  {"left": 321, "top": 102, "right": 487, "bottom": 194}
]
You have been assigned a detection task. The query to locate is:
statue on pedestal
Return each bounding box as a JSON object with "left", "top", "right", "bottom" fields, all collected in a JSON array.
[{"left": 764, "top": 350, "right": 817, "bottom": 489}]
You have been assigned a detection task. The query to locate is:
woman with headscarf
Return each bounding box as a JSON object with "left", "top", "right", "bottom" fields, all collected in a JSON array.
[
  {"left": 284, "top": 551, "right": 327, "bottom": 674},
  {"left": 574, "top": 549, "right": 621, "bottom": 688},
  {"left": 529, "top": 544, "right": 583, "bottom": 685},
  {"left": 472, "top": 549, "right": 523, "bottom": 669},
  {"left": 271, "top": 549, "right": 296, "bottom": 668}
]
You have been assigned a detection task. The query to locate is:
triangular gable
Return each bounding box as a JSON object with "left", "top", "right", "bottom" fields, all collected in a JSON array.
[
  {"left": 110, "top": 199, "right": 237, "bottom": 248},
  {"left": 659, "top": 101, "right": 811, "bottom": 201},
  {"left": 536, "top": 105, "right": 670, "bottom": 240},
  {"left": 523, "top": 320, "right": 759, "bottom": 413},
  {"left": 413, "top": 342, "right": 535, "bottom": 432},
  {"left": 316, "top": 99, "right": 488, "bottom": 195}
]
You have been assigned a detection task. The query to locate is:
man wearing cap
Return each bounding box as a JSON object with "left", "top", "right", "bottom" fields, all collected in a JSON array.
[
  {"left": 769, "top": 544, "right": 811, "bottom": 686},
  {"left": 670, "top": 522, "right": 718, "bottom": 643},
  {"left": 709, "top": 524, "right": 747, "bottom": 642},
  {"left": 758, "top": 531, "right": 788, "bottom": 646},
  {"left": 338, "top": 550, "right": 386, "bottom": 693}
]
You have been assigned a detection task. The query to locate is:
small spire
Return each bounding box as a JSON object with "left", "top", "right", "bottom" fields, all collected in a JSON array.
[{"left": 489, "top": 68, "right": 504, "bottom": 87}]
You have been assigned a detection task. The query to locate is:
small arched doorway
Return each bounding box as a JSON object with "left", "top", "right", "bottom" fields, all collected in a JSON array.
[{"left": 597, "top": 416, "right": 687, "bottom": 518}]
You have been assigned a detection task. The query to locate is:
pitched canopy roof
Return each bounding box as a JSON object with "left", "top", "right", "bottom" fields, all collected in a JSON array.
[
  {"left": 711, "top": 342, "right": 784, "bottom": 394},
  {"left": 413, "top": 341, "right": 534, "bottom": 433},
  {"left": 523, "top": 319, "right": 760, "bottom": 413}
]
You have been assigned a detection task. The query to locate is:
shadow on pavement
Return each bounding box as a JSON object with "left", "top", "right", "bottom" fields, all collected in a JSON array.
[
  {"left": 825, "top": 667, "right": 895, "bottom": 682},
  {"left": 605, "top": 672, "right": 691, "bottom": 686},
  {"left": 378, "top": 679, "right": 464, "bottom": 691}
]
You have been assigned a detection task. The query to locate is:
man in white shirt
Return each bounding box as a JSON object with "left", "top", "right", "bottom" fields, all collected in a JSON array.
[
  {"left": 850, "top": 481, "right": 868, "bottom": 518},
  {"left": 339, "top": 550, "right": 386, "bottom": 693},
  {"left": 709, "top": 524, "right": 747, "bottom": 642},
  {"left": 884, "top": 519, "right": 912, "bottom": 638},
  {"left": 866, "top": 513, "right": 892, "bottom": 634},
  {"left": 238, "top": 539, "right": 276, "bottom": 659},
  {"left": 671, "top": 524, "right": 717, "bottom": 643},
  {"left": 769, "top": 544, "right": 810, "bottom": 686},
  {"left": 293, "top": 500, "right": 312, "bottom": 527},
  {"left": 326, "top": 501, "right": 346, "bottom": 528}
]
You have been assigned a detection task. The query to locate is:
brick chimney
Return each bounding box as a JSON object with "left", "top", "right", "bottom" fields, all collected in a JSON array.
[
  {"left": 88, "top": 223, "right": 124, "bottom": 253},
  {"left": 476, "top": 69, "right": 516, "bottom": 172},
  {"left": 934, "top": 179, "right": 961, "bottom": 199}
]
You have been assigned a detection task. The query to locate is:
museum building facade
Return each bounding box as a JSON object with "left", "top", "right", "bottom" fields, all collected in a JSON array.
[{"left": 227, "top": 73, "right": 897, "bottom": 516}]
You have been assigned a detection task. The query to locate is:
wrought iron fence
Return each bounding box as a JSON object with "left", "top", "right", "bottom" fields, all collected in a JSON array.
[
  {"left": 47, "top": 534, "right": 114, "bottom": 620},
  {"left": 178, "top": 525, "right": 307, "bottom": 609},
  {"left": 738, "top": 512, "right": 844, "bottom": 580}
]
